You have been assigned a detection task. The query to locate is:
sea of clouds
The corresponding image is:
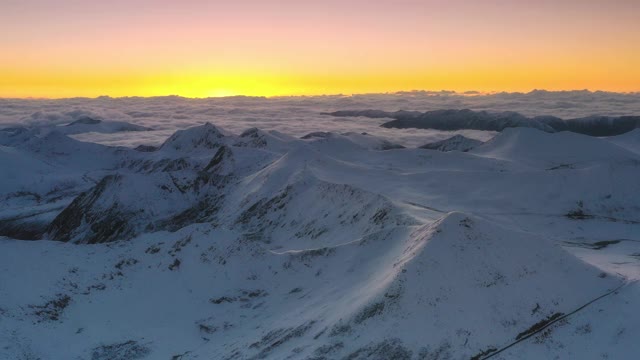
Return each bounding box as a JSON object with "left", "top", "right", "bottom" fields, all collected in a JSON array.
[{"left": 1, "top": 90, "right": 639, "bottom": 148}]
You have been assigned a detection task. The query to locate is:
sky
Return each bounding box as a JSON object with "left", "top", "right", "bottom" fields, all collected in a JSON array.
[{"left": 1, "top": 0, "right": 639, "bottom": 98}]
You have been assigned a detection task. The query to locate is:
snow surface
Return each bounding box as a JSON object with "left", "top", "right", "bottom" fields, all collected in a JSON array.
[{"left": 1, "top": 114, "right": 640, "bottom": 359}]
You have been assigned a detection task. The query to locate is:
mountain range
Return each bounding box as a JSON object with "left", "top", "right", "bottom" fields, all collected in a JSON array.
[
  {"left": 326, "top": 109, "right": 640, "bottom": 136},
  {"left": 1, "top": 122, "right": 639, "bottom": 359}
]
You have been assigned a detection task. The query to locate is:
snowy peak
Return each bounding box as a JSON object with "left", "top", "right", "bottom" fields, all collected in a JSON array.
[
  {"left": 45, "top": 171, "right": 207, "bottom": 244},
  {"left": 233, "top": 127, "right": 296, "bottom": 152},
  {"left": 0, "top": 127, "right": 39, "bottom": 147},
  {"left": 367, "top": 212, "right": 625, "bottom": 357},
  {"left": 160, "top": 122, "right": 227, "bottom": 152},
  {"left": 66, "top": 116, "right": 101, "bottom": 126},
  {"left": 59, "top": 117, "right": 151, "bottom": 135},
  {"left": 202, "top": 145, "right": 235, "bottom": 177},
  {"left": 340, "top": 132, "right": 405, "bottom": 150},
  {"left": 40, "top": 124, "right": 415, "bottom": 247},
  {"left": 1, "top": 115, "right": 151, "bottom": 140},
  {"left": 407, "top": 212, "right": 609, "bottom": 286},
  {"left": 234, "top": 172, "right": 410, "bottom": 248},
  {"left": 472, "top": 127, "right": 639, "bottom": 167},
  {"left": 235, "top": 127, "right": 271, "bottom": 148},
  {"left": 606, "top": 128, "right": 640, "bottom": 155},
  {"left": 301, "top": 131, "right": 405, "bottom": 151}
]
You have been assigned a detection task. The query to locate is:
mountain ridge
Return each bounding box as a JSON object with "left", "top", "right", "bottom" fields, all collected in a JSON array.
[
  {"left": 1, "top": 122, "right": 639, "bottom": 359},
  {"left": 325, "top": 109, "right": 640, "bottom": 136}
]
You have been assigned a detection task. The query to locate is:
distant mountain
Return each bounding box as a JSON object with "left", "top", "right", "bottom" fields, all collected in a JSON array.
[
  {"left": 58, "top": 116, "right": 152, "bottom": 135},
  {"left": 301, "top": 131, "right": 405, "bottom": 150},
  {"left": 65, "top": 116, "right": 102, "bottom": 126},
  {"left": 325, "top": 109, "right": 640, "bottom": 136},
  {"left": 323, "top": 109, "right": 422, "bottom": 119},
  {"left": 419, "top": 134, "right": 483, "bottom": 152}
]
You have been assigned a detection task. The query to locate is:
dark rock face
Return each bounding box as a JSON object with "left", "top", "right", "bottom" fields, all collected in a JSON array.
[
  {"left": 203, "top": 145, "right": 232, "bottom": 173},
  {"left": 341, "top": 338, "right": 413, "bottom": 360},
  {"left": 134, "top": 145, "right": 157, "bottom": 152},
  {"left": 90, "top": 340, "right": 150, "bottom": 360},
  {"left": 46, "top": 146, "right": 236, "bottom": 244},
  {"left": 47, "top": 175, "right": 136, "bottom": 244},
  {"left": 29, "top": 294, "right": 72, "bottom": 322},
  {"left": 237, "top": 128, "right": 269, "bottom": 148},
  {"left": 156, "top": 195, "right": 224, "bottom": 232}
]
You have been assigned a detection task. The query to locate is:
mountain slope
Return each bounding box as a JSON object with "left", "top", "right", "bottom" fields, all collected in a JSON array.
[
  {"left": 1, "top": 122, "right": 639, "bottom": 360},
  {"left": 1, "top": 212, "right": 634, "bottom": 359}
]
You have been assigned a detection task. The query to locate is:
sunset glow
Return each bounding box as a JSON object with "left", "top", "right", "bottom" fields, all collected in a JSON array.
[{"left": 2, "top": 0, "right": 639, "bottom": 98}]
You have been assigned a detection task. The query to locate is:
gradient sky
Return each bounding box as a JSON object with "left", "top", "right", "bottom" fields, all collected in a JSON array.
[{"left": 1, "top": 0, "right": 639, "bottom": 98}]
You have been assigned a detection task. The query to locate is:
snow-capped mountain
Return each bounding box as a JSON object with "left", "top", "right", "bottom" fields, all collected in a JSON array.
[
  {"left": 0, "top": 126, "right": 140, "bottom": 240},
  {"left": 419, "top": 134, "right": 483, "bottom": 152},
  {"left": 57, "top": 117, "right": 152, "bottom": 135},
  {"left": 1, "top": 122, "right": 639, "bottom": 359}
]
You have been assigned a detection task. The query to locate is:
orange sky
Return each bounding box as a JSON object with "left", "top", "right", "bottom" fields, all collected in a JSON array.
[{"left": 1, "top": 0, "right": 639, "bottom": 98}]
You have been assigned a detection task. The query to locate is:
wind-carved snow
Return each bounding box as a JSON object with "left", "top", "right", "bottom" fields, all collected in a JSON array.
[{"left": 1, "top": 121, "right": 640, "bottom": 359}]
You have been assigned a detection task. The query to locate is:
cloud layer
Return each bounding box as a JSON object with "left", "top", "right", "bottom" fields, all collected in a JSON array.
[{"left": 1, "top": 91, "right": 639, "bottom": 147}]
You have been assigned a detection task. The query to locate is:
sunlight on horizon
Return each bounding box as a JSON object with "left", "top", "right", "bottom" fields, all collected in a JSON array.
[{"left": 1, "top": 0, "right": 639, "bottom": 98}]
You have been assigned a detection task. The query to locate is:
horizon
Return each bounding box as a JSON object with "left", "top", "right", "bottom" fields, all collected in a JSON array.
[{"left": 3, "top": 88, "right": 640, "bottom": 101}]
